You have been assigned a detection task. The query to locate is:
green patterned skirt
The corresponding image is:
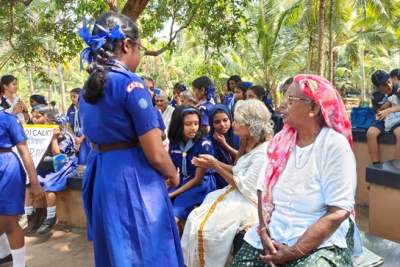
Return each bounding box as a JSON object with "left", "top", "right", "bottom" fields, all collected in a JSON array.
[{"left": 231, "top": 220, "right": 354, "bottom": 267}]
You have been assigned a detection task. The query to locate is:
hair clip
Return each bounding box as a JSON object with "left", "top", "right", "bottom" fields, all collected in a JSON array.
[{"left": 183, "top": 107, "right": 197, "bottom": 113}]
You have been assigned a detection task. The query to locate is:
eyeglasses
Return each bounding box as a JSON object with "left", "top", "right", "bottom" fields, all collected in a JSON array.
[
  {"left": 282, "top": 94, "right": 310, "bottom": 104},
  {"left": 156, "top": 99, "right": 165, "bottom": 103}
]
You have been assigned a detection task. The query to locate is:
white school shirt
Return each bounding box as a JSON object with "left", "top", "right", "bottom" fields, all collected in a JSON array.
[
  {"left": 245, "top": 127, "right": 361, "bottom": 253},
  {"left": 5, "top": 95, "right": 26, "bottom": 123}
]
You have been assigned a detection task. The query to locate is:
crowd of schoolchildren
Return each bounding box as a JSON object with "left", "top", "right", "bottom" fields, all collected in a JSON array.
[
  {"left": 0, "top": 65, "right": 284, "bottom": 266},
  {"left": 0, "top": 9, "right": 399, "bottom": 267}
]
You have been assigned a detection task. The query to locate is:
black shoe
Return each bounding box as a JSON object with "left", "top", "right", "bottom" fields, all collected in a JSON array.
[
  {"left": 36, "top": 216, "right": 57, "bottom": 234},
  {"left": 0, "top": 254, "right": 12, "bottom": 266},
  {"left": 27, "top": 209, "right": 46, "bottom": 231}
]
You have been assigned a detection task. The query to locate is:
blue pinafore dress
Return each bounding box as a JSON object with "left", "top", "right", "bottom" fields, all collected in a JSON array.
[
  {"left": 0, "top": 110, "right": 27, "bottom": 215},
  {"left": 79, "top": 63, "right": 184, "bottom": 267},
  {"left": 169, "top": 137, "right": 217, "bottom": 219}
]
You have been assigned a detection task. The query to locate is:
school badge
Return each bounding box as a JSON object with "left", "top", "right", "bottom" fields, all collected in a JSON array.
[{"left": 126, "top": 81, "right": 145, "bottom": 93}]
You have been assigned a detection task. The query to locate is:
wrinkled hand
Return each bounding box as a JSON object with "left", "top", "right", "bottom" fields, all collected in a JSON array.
[
  {"left": 192, "top": 154, "right": 218, "bottom": 170},
  {"left": 213, "top": 132, "right": 226, "bottom": 146},
  {"left": 30, "top": 183, "right": 45, "bottom": 201},
  {"left": 259, "top": 230, "right": 278, "bottom": 267},
  {"left": 376, "top": 108, "right": 392, "bottom": 121},
  {"left": 260, "top": 242, "right": 300, "bottom": 265}
]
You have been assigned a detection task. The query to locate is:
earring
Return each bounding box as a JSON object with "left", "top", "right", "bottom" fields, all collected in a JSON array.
[{"left": 309, "top": 113, "right": 315, "bottom": 117}]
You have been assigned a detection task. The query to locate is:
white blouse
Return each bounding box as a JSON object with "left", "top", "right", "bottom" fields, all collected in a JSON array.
[
  {"left": 245, "top": 127, "right": 362, "bottom": 254},
  {"left": 5, "top": 95, "right": 26, "bottom": 123}
]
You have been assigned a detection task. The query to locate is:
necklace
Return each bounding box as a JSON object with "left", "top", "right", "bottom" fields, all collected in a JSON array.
[{"left": 295, "top": 143, "right": 315, "bottom": 169}]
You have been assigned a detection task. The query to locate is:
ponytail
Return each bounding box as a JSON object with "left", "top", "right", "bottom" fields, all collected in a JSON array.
[{"left": 78, "top": 12, "right": 140, "bottom": 104}]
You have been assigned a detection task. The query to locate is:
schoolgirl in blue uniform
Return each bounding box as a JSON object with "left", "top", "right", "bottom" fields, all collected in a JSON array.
[
  {"left": 27, "top": 105, "right": 78, "bottom": 234},
  {"left": 77, "top": 12, "right": 183, "bottom": 267},
  {"left": 172, "top": 82, "right": 188, "bottom": 107},
  {"left": 192, "top": 76, "right": 216, "bottom": 134},
  {"left": 208, "top": 104, "right": 240, "bottom": 189},
  {"left": 66, "top": 88, "right": 90, "bottom": 165},
  {"left": 168, "top": 105, "right": 217, "bottom": 234},
  {"left": 0, "top": 88, "right": 44, "bottom": 266},
  {"left": 228, "top": 81, "right": 252, "bottom": 117}
]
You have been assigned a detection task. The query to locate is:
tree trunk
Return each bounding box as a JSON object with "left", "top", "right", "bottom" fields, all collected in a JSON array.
[
  {"left": 317, "top": 0, "right": 326, "bottom": 76},
  {"left": 307, "top": 36, "right": 313, "bottom": 74},
  {"left": 121, "top": 0, "right": 150, "bottom": 22},
  {"left": 105, "top": 0, "right": 118, "bottom": 12},
  {"left": 56, "top": 63, "right": 67, "bottom": 114},
  {"left": 26, "top": 67, "right": 35, "bottom": 95},
  {"left": 360, "top": 49, "right": 366, "bottom": 103},
  {"left": 47, "top": 60, "right": 53, "bottom": 101},
  {"left": 328, "top": 0, "right": 334, "bottom": 82}
]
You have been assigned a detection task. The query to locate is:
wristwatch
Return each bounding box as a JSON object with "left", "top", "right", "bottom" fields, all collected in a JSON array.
[{"left": 22, "top": 110, "right": 28, "bottom": 113}]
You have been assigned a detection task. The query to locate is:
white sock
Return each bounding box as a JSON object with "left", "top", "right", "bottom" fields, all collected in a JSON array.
[
  {"left": 11, "top": 245, "right": 25, "bottom": 267},
  {"left": 24, "top": 206, "right": 34, "bottom": 216},
  {"left": 46, "top": 206, "right": 56, "bottom": 219},
  {"left": 0, "top": 233, "right": 11, "bottom": 258}
]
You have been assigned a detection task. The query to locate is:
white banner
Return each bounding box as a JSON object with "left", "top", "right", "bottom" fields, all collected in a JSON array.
[{"left": 13, "top": 125, "right": 58, "bottom": 168}]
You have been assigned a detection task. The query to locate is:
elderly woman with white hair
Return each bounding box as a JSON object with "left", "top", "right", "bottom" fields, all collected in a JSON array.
[
  {"left": 181, "top": 99, "right": 274, "bottom": 267},
  {"left": 180, "top": 90, "right": 198, "bottom": 106},
  {"left": 155, "top": 91, "right": 175, "bottom": 134}
]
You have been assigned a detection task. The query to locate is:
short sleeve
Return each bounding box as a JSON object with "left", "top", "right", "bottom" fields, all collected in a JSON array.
[
  {"left": 322, "top": 134, "right": 356, "bottom": 212},
  {"left": 197, "top": 139, "right": 213, "bottom": 156},
  {"left": 125, "top": 78, "right": 160, "bottom": 137},
  {"left": 7, "top": 116, "right": 27, "bottom": 146},
  {"left": 233, "top": 150, "right": 267, "bottom": 203},
  {"left": 157, "top": 109, "right": 166, "bottom": 131},
  {"left": 199, "top": 106, "right": 210, "bottom": 126}
]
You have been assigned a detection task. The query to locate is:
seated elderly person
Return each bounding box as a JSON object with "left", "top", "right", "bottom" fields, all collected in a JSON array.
[
  {"left": 181, "top": 99, "right": 274, "bottom": 267},
  {"left": 155, "top": 91, "right": 175, "bottom": 134},
  {"left": 231, "top": 75, "right": 362, "bottom": 267},
  {"left": 180, "top": 90, "right": 198, "bottom": 107}
]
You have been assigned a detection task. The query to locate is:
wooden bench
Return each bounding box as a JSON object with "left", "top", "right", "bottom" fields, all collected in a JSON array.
[
  {"left": 352, "top": 128, "right": 397, "bottom": 206},
  {"left": 366, "top": 159, "right": 400, "bottom": 244},
  {"left": 33, "top": 172, "right": 86, "bottom": 228}
]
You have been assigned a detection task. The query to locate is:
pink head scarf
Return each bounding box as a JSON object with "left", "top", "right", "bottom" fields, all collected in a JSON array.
[{"left": 261, "top": 74, "right": 352, "bottom": 224}]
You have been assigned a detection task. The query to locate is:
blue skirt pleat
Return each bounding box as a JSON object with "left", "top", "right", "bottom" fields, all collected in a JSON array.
[
  {"left": 0, "top": 152, "right": 26, "bottom": 215},
  {"left": 82, "top": 147, "right": 184, "bottom": 267},
  {"left": 171, "top": 174, "right": 216, "bottom": 220}
]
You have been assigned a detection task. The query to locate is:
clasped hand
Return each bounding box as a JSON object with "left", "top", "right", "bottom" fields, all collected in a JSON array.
[{"left": 259, "top": 231, "right": 300, "bottom": 266}]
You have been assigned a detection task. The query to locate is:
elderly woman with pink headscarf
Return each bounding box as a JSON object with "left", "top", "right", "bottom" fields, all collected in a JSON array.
[{"left": 231, "top": 75, "right": 362, "bottom": 267}]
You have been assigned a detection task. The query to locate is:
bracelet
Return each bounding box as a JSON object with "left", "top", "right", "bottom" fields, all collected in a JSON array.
[
  {"left": 22, "top": 110, "right": 28, "bottom": 113},
  {"left": 295, "top": 243, "right": 307, "bottom": 256},
  {"left": 259, "top": 226, "right": 268, "bottom": 232}
]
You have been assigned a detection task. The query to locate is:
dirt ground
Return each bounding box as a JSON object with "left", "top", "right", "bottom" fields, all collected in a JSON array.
[
  {"left": 1, "top": 205, "right": 369, "bottom": 267},
  {"left": 3, "top": 225, "right": 94, "bottom": 267}
]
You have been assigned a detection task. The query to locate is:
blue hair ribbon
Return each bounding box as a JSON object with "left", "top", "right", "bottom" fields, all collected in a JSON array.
[
  {"left": 78, "top": 18, "right": 126, "bottom": 70},
  {"left": 206, "top": 85, "right": 216, "bottom": 101},
  {"left": 244, "top": 82, "right": 253, "bottom": 88},
  {"left": 32, "top": 105, "right": 45, "bottom": 111},
  {"left": 56, "top": 115, "right": 69, "bottom": 125}
]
